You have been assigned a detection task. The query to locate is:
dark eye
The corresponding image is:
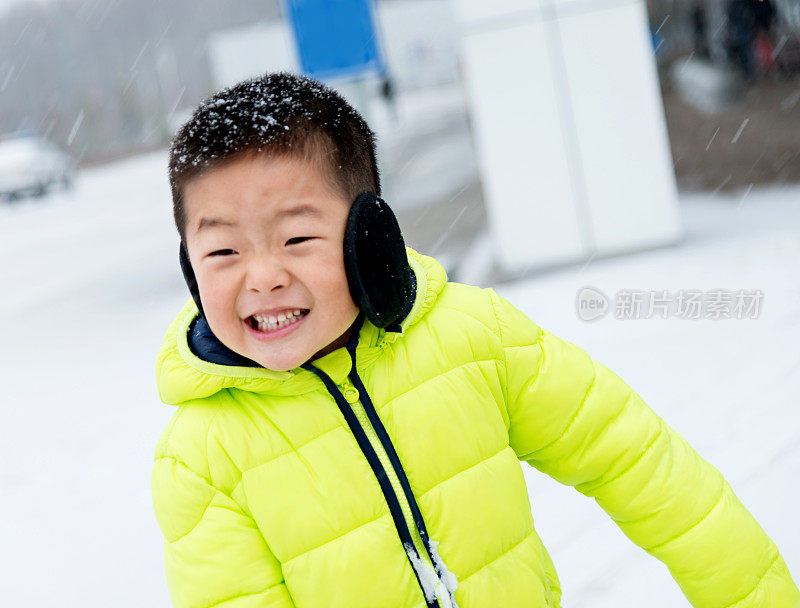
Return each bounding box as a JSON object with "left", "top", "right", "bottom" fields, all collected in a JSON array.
[
  {"left": 209, "top": 249, "right": 236, "bottom": 256},
  {"left": 286, "top": 237, "right": 314, "bottom": 245}
]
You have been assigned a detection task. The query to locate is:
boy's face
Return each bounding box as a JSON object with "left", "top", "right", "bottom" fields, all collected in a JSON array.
[{"left": 182, "top": 152, "right": 360, "bottom": 371}]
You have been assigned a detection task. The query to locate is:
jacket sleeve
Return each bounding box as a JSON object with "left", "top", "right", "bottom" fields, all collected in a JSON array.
[
  {"left": 152, "top": 412, "right": 296, "bottom": 608},
  {"left": 487, "top": 288, "right": 800, "bottom": 608}
]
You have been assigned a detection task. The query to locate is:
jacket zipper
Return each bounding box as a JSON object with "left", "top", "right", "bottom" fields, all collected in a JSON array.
[
  {"left": 345, "top": 384, "right": 454, "bottom": 607},
  {"left": 348, "top": 390, "right": 430, "bottom": 562},
  {"left": 301, "top": 312, "right": 457, "bottom": 608},
  {"left": 346, "top": 369, "right": 458, "bottom": 608}
]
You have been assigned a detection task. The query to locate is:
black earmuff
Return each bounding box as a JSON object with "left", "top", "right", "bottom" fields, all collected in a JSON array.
[
  {"left": 178, "top": 191, "right": 415, "bottom": 330},
  {"left": 343, "top": 191, "right": 415, "bottom": 329}
]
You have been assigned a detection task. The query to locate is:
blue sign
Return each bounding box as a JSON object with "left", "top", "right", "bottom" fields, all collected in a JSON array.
[{"left": 285, "top": 0, "right": 385, "bottom": 80}]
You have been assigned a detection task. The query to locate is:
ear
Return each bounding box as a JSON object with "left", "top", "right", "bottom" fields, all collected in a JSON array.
[
  {"left": 179, "top": 241, "right": 206, "bottom": 318},
  {"left": 343, "top": 191, "right": 415, "bottom": 329}
]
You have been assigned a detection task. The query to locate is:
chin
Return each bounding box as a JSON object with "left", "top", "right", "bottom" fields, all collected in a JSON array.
[{"left": 250, "top": 351, "right": 309, "bottom": 372}]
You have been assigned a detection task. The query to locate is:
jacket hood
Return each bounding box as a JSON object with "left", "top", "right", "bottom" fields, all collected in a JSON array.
[{"left": 155, "top": 246, "right": 448, "bottom": 405}]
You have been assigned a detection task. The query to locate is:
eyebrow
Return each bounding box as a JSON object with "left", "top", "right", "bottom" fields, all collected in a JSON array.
[
  {"left": 195, "top": 204, "right": 322, "bottom": 233},
  {"left": 196, "top": 216, "right": 237, "bottom": 232},
  {"left": 273, "top": 204, "right": 323, "bottom": 221}
]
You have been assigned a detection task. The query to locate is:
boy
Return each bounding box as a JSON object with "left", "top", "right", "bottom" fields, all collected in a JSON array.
[{"left": 151, "top": 71, "right": 799, "bottom": 608}]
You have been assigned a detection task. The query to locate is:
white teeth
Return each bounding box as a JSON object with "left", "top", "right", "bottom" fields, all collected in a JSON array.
[{"left": 251, "top": 309, "right": 308, "bottom": 332}]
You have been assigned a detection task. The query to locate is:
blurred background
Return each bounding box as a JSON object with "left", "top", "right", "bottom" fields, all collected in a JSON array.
[{"left": 1, "top": 0, "right": 798, "bottom": 605}]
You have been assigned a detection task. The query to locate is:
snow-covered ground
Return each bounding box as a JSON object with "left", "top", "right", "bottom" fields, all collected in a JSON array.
[{"left": 1, "top": 149, "right": 798, "bottom": 606}]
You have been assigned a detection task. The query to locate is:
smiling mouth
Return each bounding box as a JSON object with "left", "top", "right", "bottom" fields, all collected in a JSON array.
[{"left": 246, "top": 309, "right": 310, "bottom": 333}]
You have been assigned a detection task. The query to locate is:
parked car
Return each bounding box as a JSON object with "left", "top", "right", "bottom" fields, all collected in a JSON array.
[{"left": 0, "top": 135, "right": 74, "bottom": 201}]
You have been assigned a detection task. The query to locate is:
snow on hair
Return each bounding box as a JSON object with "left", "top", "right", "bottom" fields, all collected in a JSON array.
[{"left": 168, "top": 70, "right": 381, "bottom": 240}]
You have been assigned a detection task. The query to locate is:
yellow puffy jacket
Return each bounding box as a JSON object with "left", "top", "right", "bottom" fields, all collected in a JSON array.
[{"left": 152, "top": 246, "right": 799, "bottom": 608}]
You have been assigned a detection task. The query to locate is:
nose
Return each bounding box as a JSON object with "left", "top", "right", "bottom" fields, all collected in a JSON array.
[{"left": 244, "top": 252, "right": 292, "bottom": 293}]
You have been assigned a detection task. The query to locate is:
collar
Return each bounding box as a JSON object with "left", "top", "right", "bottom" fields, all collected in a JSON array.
[{"left": 156, "top": 246, "right": 448, "bottom": 404}]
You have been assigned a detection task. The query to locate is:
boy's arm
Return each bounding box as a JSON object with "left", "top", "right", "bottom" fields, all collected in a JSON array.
[
  {"left": 487, "top": 288, "right": 800, "bottom": 608},
  {"left": 152, "top": 414, "right": 295, "bottom": 608}
]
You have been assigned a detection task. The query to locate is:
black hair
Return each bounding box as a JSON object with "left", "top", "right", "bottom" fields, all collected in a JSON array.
[{"left": 168, "top": 71, "right": 381, "bottom": 241}]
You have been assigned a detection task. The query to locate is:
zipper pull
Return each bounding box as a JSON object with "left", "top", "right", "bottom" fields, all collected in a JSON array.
[{"left": 340, "top": 381, "right": 360, "bottom": 404}]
